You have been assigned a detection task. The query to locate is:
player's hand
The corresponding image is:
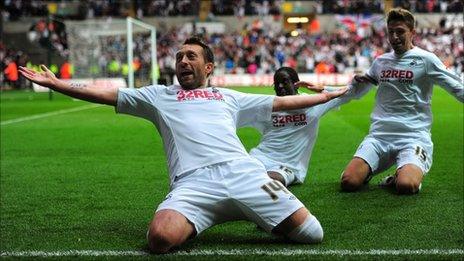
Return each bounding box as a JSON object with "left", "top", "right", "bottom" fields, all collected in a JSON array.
[
  {"left": 353, "top": 74, "right": 377, "bottom": 85},
  {"left": 325, "top": 86, "right": 348, "bottom": 99},
  {"left": 295, "top": 81, "right": 325, "bottom": 93},
  {"left": 19, "top": 65, "right": 60, "bottom": 89},
  {"left": 353, "top": 75, "right": 369, "bottom": 83}
]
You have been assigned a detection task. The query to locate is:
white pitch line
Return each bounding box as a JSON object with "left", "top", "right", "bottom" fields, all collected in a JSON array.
[
  {"left": 1, "top": 104, "right": 102, "bottom": 126},
  {"left": 1, "top": 249, "right": 463, "bottom": 257}
]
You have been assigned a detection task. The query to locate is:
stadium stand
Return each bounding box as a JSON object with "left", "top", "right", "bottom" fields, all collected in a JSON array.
[
  {"left": 1, "top": 0, "right": 463, "bottom": 89},
  {"left": 3, "top": 0, "right": 463, "bottom": 19}
]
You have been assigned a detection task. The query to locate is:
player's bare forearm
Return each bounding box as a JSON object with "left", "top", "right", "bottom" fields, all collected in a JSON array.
[
  {"left": 272, "top": 87, "right": 348, "bottom": 111},
  {"left": 63, "top": 82, "right": 118, "bottom": 106},
  {"left": 19, "top": 65, "right": 118, "bottom": 106}
]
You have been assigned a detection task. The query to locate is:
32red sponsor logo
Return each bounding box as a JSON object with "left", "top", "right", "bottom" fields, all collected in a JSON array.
[
  {"left": 272, "top": 113, "right": 307, "bottom": 127},
  {"left": 177, "top": 89, "right": 224, "bottom": 101},
  {"left": 380, "top": 69, "right": 413, "bottom": 79}
]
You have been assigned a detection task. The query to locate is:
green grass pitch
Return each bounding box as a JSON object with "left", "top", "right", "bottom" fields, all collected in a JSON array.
[{"left": 1, "top": 87, "right": 463, "bottom": 260}]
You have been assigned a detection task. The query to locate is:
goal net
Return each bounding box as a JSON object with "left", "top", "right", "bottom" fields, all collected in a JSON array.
[{"left": 66, "top": 18, "right": 157, "bottom": 88}]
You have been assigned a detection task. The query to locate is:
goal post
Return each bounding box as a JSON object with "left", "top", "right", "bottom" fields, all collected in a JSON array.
[
  {"left": 66, "top": 18, "right": 157, "bottom": 89},
  {"left": 126, "top": 17, "right": 157, "bottom": 88}
]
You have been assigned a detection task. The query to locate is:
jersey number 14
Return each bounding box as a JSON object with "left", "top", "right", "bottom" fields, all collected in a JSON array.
[{"left": 261, "top": 180, "right": 290, "bottom": 201}]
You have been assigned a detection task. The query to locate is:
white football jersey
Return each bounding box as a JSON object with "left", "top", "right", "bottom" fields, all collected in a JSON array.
[
  {"left": 116, "top": 85, "right": 274, "bottom": 184},
  {"left": 366, "top": 46, "right": 463, "bottom": 138},
  {"left": 249, "top": 86, "right": 368, "bottom": 183}
]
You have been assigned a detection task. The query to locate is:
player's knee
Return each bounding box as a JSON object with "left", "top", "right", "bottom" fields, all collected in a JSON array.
[
  {"left": 287, "top": 215, "right": 323, "bottom": 244},
  {"left": 268, "top": 172, "right": 286, "bottom": 186},
  {"left": 147, "top": 227, "right": 176, "bottom": 254},
  {"left": 340, "top": 172, "right": 362, "bottom": 192},
  {"left": 396, "top": 179, "right": 421, "bottom": 195},
  {"left": 396, "top": 165, "right": 423, "bottom": 195}
]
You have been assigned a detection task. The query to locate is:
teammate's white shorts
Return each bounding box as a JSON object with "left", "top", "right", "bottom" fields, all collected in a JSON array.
[
  {"left": 156, "top": 157, "right": 305, "bottom": 235},
  {"left": 354, "top": 135, "right": 433, "bottom": 175},
  {"left": 266, "top": 164, "right": 297, "bottom": 186},
  {"left": 250, "top": 154, "right": 301, "bottom": 186}
]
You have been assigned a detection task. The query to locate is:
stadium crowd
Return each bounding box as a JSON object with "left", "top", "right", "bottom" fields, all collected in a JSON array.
[
  {"left": 2, "top": 0, "right": 463, "bottom": 88},
  {"left": 27, "top": 19, "right": 69, "bottom": 57},
  {"left": 3, "top": 0, "right": 463, "bottom": 21},
  {"left": 319, "top": 0, "right": 463, "bottom": 14},
  {"left": 153, "top": 18, "right": 463, "bottom": 81},
  {"left": 2, "top": 20, "right": 462, "bottom": 88}
]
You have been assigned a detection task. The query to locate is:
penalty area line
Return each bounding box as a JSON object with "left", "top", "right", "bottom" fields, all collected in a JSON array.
[
  {"left": 1, "top": 104, "right": 102, "bottom": 126},
  {"left": 1, "top": 249, "right": 463, "bottom": 257}
]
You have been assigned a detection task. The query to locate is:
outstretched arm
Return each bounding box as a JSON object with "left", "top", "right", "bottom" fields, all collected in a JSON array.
[
  {"left": 311, "top": 82, "right": 373, "bottom": 118},
  {"left": 353, "top": 74, "right": 378, "bottom": 85},
  {"left": 426, "top": 55, "right": 463, "bottom": 102},
  {"left": 19, "top": 65, "right": 118, "bottom": 106},
  {"left": 294, "top": 81, "right": 325, "bottom": 93},
  {"left": 272, "top": 87, "right": 348, "bottom": 112}
]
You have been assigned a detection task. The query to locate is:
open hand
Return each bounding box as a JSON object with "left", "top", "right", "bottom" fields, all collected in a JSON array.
[
  {"left": 326, "top": 86, "right": 348, "bottom": 99},
  {"left": 295, "top": 81, "right": 325, "bottom": 93},
  {"left": 19, "top": 65, "right": 59, "bottom": 89}
]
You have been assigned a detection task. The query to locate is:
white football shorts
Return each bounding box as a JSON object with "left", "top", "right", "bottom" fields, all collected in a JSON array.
[
  {"left": 250, "top": 154, "right": 299, "bottom": 186},
  {"left": 156, "top": 157, "right": 305, "bottom": 235},
  {"left": 265, "top": 164, "right": 297, "bottom": 186},
  {"left": 354, "top": 134, "right": 433, "bottom": 175}
]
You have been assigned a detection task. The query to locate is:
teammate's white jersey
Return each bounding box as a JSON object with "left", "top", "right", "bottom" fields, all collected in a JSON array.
[
  {"left": 249, "top": 86, "right": 367, "bottom": 183},
  {"left": 116, "top": 85, "right": 274, "bottom": 184},
  {"left": 365, "top": 46, "right": 463, "bottom": 138}
]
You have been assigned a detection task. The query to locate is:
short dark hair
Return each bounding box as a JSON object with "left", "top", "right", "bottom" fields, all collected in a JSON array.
[
  {"left": 387, "top": 8, "right": 415, "bottom": 30},
  {"left": 274, "top": 67, "right": 299, "bottom": 85},
  {"left": 183, "top": 36, "right": 215, "bottom": 64}
]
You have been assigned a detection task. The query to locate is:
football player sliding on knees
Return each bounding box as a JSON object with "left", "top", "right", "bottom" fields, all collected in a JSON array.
[
  {"left": 248, "top": 66, "right": 369, "bottom": 187},
  {"left": 339, "top": 8, "right": 463, "bottom": 195},
  {"left": 19, "top": 37, "right": 347, "bottom": 254}
]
